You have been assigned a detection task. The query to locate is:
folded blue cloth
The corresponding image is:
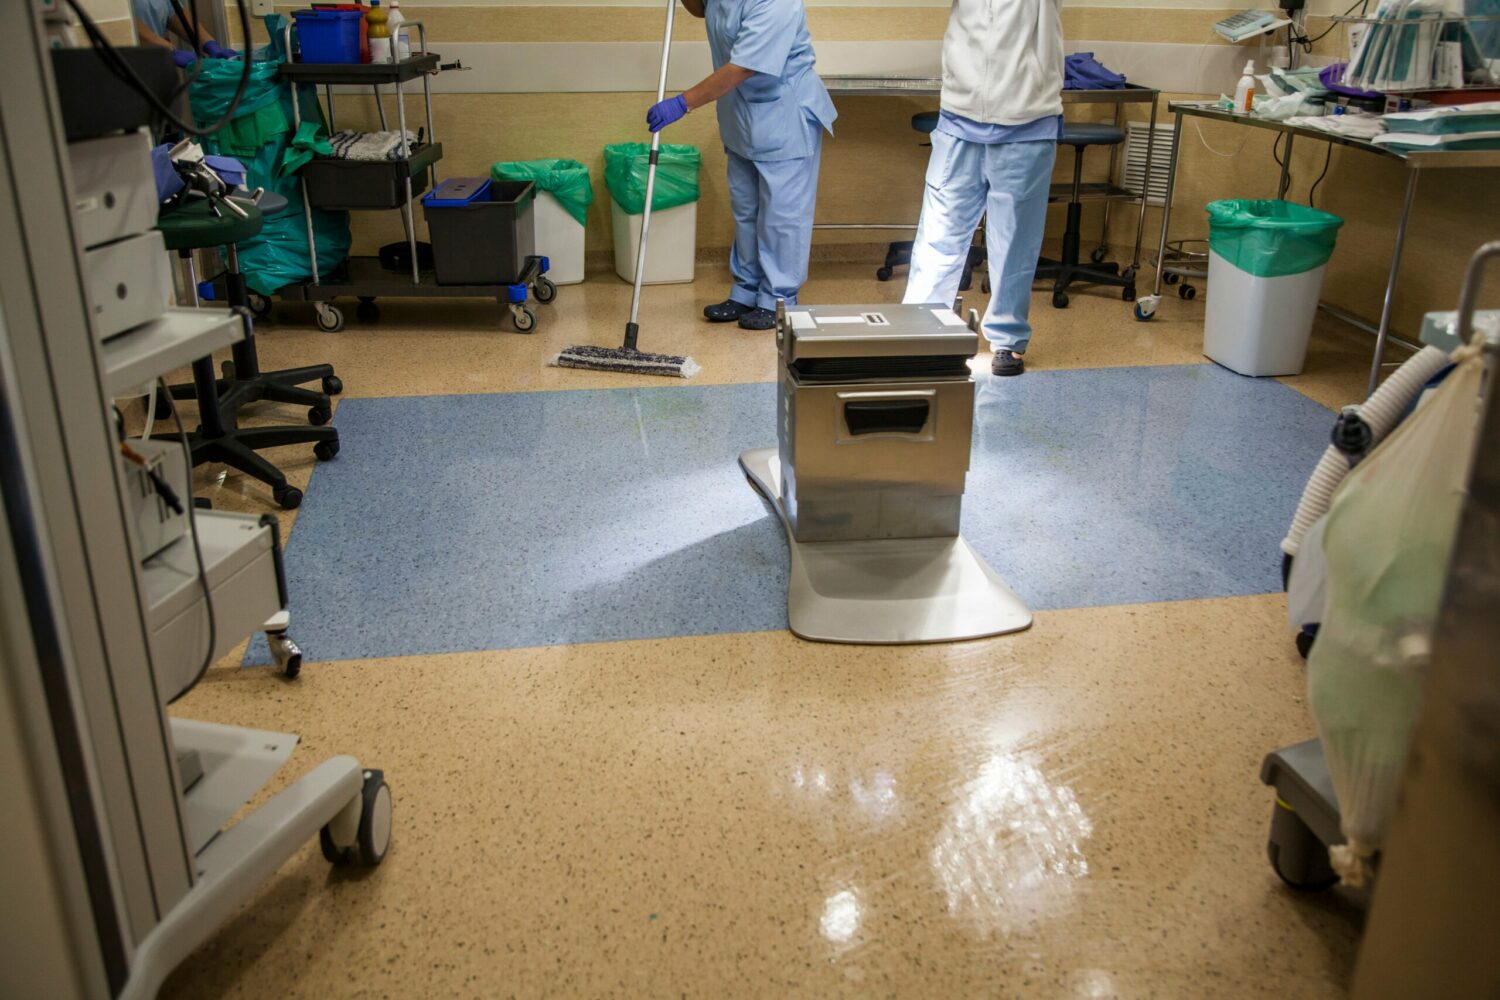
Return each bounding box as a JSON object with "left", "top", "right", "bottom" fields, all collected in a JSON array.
[
  {"left": 150, "top": 143, "right": 186, "bottom": 202},
  {"left": 1064, "top": 52, "right": 1126, "bottom": 90}
]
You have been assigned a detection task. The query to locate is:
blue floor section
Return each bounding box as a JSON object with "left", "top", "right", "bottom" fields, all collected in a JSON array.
[{"left": 246, "top": 365, "right": 1333, "bottom": 664}]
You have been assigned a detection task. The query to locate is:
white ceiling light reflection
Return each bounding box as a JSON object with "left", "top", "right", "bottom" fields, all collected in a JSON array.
[
  {"left": 930, "top": 753, "right": 1093, "bottom": 935},
  {"left": 820, "top": 888, "right": 862, "bottom": 946}
]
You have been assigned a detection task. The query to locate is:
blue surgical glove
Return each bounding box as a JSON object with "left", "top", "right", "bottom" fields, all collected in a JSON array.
[
  {"left": 203, "top": 40, "right": 239, "bottom": 59},
  {"left": 646, "top": 94, "right": 689, "bottom": 133},
  {"left": 172, "top": 49, "right": 198, "bottom": 68}
]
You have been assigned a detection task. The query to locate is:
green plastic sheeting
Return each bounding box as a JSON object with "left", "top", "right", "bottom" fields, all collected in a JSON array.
[
  {"left": 281, "top": 121, "right": 333, "bottom": 177},
  {"left": 189, "top": 15, "right": 350, "bottom": 295},
  {"left": 492, "top": 159, "right": 594, "bottom": 226},
  {"left": 603, "top": 143, "right": 700, "bottom": 215},
  {"left": 1206, "top": 199, "right": 1343, "bottom": 279}
]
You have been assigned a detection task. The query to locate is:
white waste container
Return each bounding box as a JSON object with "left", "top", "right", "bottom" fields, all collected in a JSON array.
[
  {"left": 1202, "top": 199, "right": 1344, "bottom": 377},
  {"left": 1203, "top": 251, "right": 1327, "bottom": 377},
  {"left": 611, "top": 198, "right": 697, "bottom": 285},
  {"left": 534, "top": 190, "right": 586, "bottom": 285}
]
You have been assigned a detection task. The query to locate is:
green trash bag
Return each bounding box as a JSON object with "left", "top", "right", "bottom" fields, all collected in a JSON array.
[
  {"left": 189, "top": 15, "right": 350, "bottom": 296},
  {"left": 1206, "top": 199, "right": 1343, "bottom": 279},
  {"left": 603, "top": 142, "right": 700, "bottom": 215},
  {"left": 492, "top": 159, "right": 594, "bottom": 226}
]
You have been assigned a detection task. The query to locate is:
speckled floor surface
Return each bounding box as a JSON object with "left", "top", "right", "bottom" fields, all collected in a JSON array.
[{"left": 162, "top": 261, "right": 1381, "bottom": 997}]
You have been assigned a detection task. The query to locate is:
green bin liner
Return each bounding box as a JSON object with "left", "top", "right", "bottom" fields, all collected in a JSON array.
[
  {"left": 603, "top": 142, "right": 701, "bottom": 215},
  {"left": 492, "top": 158, "right": 594, "bottom": 226},
  {"left": 189, "top": 15, "right": 350, "bottom": 296},
  {"left": 1206, "top": 199, "right": 1344, "bottom": 279}
]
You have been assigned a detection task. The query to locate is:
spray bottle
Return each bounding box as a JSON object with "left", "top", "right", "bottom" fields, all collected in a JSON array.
[{"left": 1234, "top": 59, "right": 1256, "bottom": 114}]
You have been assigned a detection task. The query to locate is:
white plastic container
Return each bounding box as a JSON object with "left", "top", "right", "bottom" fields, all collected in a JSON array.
[
  {"left": 611, "top": 198, "right": 696, "bottom": 284},
  {"left": 1203, "top": 249, "right": 1326, "bottom": 376},
  {"left": 533, "top": 190, "right": 586, "bottom": 285}
]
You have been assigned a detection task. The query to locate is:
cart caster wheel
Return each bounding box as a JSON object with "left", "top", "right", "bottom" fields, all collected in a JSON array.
[
  {"left": 266, "top": 630, "right": 303, "bottom": 679},
  {"left": 1180, "top": 284, "right": 1197, "bottom": 301},
  {"left": 247, "top": 293, "right": 272, "bottom": 319},
  {"left": 322, "top": 375, "right": 343, "bottom": 396},
  {"left": 533, "top": 276, "right": 557, "bottom": 305},
  {"left": 1134, "top": 296, "right": 1159, "bottom": 322},
  {"left": 1165, "top": 272, "right": 1180, "bottom": 286},
  {"left": 308, "top": 405, "right": 331, "bottom": 426},
  {"left": 1268, "top": 802, "right": 1338, "bottom": 891},
  {"left": 322, "top": 770, "right": 392, "bottom": 866},
  {"left": 314, "top": 440, "right": 340, "bottom": 462},
  {"left": 512, "top": 305, "right": 537, "bottom": 333},
  {"left": 315, "top": 305, "right": 345, "bottom": 332},
  {"left": 876, "top": 266, "right": 894, "bottom": 282},
  {"left": 355, "top": 301, "right": 381, "bottom": 323},
  {"left": 1122, "top": 285, "right": 1137, "bottom": 302},
  {"left": 1052, "top": 290, "right": 1069, "bottom": 309},
  {"left": 273, "top": 485, "right": 303, "bottom": 510},
  {"left": 1090, "top": 246, "right": 1108, "bottom": 264}
]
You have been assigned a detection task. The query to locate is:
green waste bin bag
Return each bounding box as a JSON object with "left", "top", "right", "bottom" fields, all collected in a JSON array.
[
  {"left": 492, "top": 159, "right": 594, "bottom": 226},
  {"left": 1206, "top": 199, "right": 1344, "bottom": 279},
  {"left": 604, "top": 143, "right": 700, "bottom": 215}
]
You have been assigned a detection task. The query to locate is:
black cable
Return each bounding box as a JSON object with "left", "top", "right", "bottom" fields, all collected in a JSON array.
[
  {"left": 158, "top": 377, "right": 217, "bottom": 703},
  {"left": 63, "top": 0, "right": 254, "bottom": 138},
  {"left": 1309, "top": 144, "right": 1334, "bottom": 207},
  {"left": 1294, "top": 0, "right": 1371, "bottom": 50}
]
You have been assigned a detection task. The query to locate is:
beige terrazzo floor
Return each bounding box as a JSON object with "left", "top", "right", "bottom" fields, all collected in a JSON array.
[{"left": 160, "top": 260, "right": 1382, "bottom": 998}]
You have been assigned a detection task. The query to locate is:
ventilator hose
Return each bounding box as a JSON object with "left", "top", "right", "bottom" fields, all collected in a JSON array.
[{"left": 1280, "top": 345, "right": 1453, "bottom": 557}]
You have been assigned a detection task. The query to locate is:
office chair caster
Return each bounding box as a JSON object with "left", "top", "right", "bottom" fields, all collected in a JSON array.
[
  {"left": 1052, "top": 290, "right": 1069, "bottom": 309},
  {"left": 1164, "top": 272, "right": 1180, "bottom": 285},
  {"left": 247, "top": 292, "right": 273, "bottom": 320},
  {"left": 315, "top": 303, "right": 345, "bottom": 332},
  {"left": 314, "top": 439, "right": 339, "bottom": 462},
  {"left": 323, "top": 375, "right": 343, "bottom": 396},
  {"left": 308, "top": 405, "right": 332, "bottom": 426},
  {"left": 1122, "top": 285, "right": 1137, "bottom": 302},
  {"left": 1091, "top": 246, "right": 1108, "bottom": 264},
  {"left": 356, "top": 297, "right": 380, "bottom": 323},
  {"left": 266, "top": 628, "right": 303, "bottom": 679},
  {"left": 1179, "top": 284, "right": 1198, "bottom": 301},
  {"left": 320, "top": 769, "right": 393, "bottom": 867},
  {"left": 875, "top": 266, "right": 894, "bottom": 282},
  {"left": 272, "top": 484, "right": 303, "bottom": 510}
]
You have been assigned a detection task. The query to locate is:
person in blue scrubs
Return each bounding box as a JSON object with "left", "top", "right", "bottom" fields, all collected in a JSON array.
[
  {"left": 646, "top": 0, "right": 836, "bottom": 331},
  {"left": 132, "top": 0, "right": 238, "bottom": 65}
]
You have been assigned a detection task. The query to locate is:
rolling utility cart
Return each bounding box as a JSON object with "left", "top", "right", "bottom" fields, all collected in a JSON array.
[{"left": 275, "top": 21, "right": 556, "bottom": 333}]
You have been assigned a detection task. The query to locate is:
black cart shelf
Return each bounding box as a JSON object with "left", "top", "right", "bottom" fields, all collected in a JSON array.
[{"left": 268, "top": 21, "right": 553, "bottom": 333}]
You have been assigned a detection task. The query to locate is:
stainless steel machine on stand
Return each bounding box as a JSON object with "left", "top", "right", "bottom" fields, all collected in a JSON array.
[{"left": 739, "top": 301, "right": 1032, "bottom": 644}]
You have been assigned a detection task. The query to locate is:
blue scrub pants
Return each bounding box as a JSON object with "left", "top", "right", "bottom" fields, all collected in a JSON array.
[
  {"left": 726, "top": 124, "right": 824, "bottom": 312},
  {"left": 903, "top": 131, "right": 1057, "bottom": 354}
]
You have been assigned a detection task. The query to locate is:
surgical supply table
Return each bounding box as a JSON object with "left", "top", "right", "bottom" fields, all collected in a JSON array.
[
  {"left": 819, "top": 77, "right": 1161, "bottom": 283},
  {"left": 1147, "top": 101, "right": 1500, "bottom": 393}
]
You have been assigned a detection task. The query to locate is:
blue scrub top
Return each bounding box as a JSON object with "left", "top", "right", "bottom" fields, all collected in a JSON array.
[
  {"left": 705, "top": 0, "right": 837, "bottom": 162},
  {"left": 131, "top": 0, "right": 175, "bottom": 37}
]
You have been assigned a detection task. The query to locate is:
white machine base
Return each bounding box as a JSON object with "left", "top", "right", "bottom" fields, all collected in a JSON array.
[{"left": 740, "top": 448, "right": 1033, "bottom": 644}]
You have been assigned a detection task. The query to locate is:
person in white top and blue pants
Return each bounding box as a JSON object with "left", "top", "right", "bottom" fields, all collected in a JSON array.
[
  {"left": 903, "top": 0, "right": 1064, "bottom": 376},
  {"left": 646, "top": 0, "right": 837, "bottom": 331}
]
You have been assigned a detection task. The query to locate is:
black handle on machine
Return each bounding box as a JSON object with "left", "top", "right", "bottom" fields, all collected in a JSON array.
[{"left": 844, "top": 398, "right": 931, "bottom": 436}]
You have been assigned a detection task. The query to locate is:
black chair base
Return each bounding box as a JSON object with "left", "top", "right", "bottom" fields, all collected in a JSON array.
[
  {"left": 877, "top": 240, "right": 989, "bottom": 294},
  {"left": 1038, "top": 136, "right": 1138, "bottom": 310}
]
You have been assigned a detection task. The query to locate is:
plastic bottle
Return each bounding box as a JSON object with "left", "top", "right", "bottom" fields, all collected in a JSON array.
[
  {"left": 1234, "top": 60, "right": 1256, "bottom": 114},
  {"left": 367, "top": 0, "right": 391, "bottom": 64},
  {"left": 388, "top": 0, "right": 409, "bottom": 60}
]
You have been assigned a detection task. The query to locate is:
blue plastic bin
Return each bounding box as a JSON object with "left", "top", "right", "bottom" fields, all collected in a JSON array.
[{"left": 292, "top": 9, "right": 363, "bottom": 64}]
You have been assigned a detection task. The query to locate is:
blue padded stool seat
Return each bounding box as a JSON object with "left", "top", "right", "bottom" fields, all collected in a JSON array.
[
  {"left": 1060, "top": 122, "right": 1126, "bottom": 146},
  {"left": 912, "top": 111, "right": 940, "bottom": 134}
]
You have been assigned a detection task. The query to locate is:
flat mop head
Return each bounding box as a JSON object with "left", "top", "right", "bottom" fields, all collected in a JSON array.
[{"left": 551, "top": 345, "right": 700, "bottom": 379}]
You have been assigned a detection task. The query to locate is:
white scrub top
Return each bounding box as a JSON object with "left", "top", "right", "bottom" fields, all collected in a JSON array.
[{"left": 705, "top": 0, "right": 837, "bottom": 162}]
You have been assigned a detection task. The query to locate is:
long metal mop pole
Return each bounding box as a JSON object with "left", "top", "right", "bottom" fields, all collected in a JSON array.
[{"left": 624, "top": 0, "right": 677, "bottom": 352}]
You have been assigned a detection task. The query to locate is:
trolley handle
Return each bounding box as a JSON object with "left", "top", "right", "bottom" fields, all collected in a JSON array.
[{"left": 1456, "top": 241, "right": 1500, "bottom": 347}]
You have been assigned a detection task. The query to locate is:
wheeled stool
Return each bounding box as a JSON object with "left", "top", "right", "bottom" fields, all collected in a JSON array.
[
  {"left": 155, "top": 194, "right": 340, "bottom": 510},
  {"left": 1035, "top": 122, "right": 1137, "bottom": 308},
  {"left": 876, "top": 111, "right": 988, "bottom": 293}
]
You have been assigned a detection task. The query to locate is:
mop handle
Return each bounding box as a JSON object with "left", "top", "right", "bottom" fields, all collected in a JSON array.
[{"left": 626, "top": 0, "right": 676, "bottom": 343}]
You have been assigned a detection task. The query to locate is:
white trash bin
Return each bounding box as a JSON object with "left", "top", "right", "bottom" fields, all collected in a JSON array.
[
  {"left": 1203, "top": 249, "right": 1327, "bottom": 377},
  {"left": 534, "top": 190, "right": 586, "bottom": 285},
  {"left": 611, "top": 198, "right": 697, "bottom": 285}
]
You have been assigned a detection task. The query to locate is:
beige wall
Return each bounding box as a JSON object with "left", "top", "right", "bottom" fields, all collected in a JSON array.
[{"left": 237, "top": 3, "right": 1490, "bottom": 335}]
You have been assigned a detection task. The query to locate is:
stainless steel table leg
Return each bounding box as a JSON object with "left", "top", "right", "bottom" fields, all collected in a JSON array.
[
  {"left": 1279, "top": 133, "right": 1294, "bottom": 199},
  {"left": 1132, "top": 92, "right": 1159, "bottom": 272},
  {"left": 1151, "top": 109, "right": 1185, "bottom": 301},
  {"left": 1368, "top": 169, "right": 1420, "bottom": 395}
]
